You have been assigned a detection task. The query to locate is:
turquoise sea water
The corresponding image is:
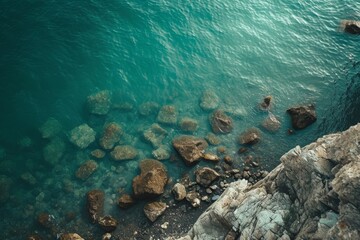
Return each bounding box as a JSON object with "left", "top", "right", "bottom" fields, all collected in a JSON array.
[{"left": 0, "top": 0, "right": 359, "bottom": 238}]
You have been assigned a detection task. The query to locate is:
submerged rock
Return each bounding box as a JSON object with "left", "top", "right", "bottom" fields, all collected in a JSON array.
[
  {"left": 69, "top": 124, "right": 96, "bottom": 149},
  {"left": 172, "top": 183, "right": 187, "bottom": 201},
  {"left": 143, "top": 123, "right": 167, "bottom": 148},
  {"left": 91, "top": 149, "right": 106, "bottom": 159},
  {"left": 132, "top": 159, "right": 168, "bottom": 198},
  {"left": 202, "top": 153, "right": 220, "bottom": 162},
  {"left": 205, "top": 132, "right": 221, "bottom": 145},
  {"left": 112, "top": 102, "right": 134, "bottom": 112},
  {"left": 144, "top": 201, "right": 167, "bottom": 222},
  {"left": 157, "top": 105, "right": 177, "bottom": 125},
  {"left": 75, "top": 160, "right": 98, "bottom": 180},
  {"left": 59, "top": 233, "right": 84, "bottom": 240},
  {"left": 200, "top": 90, "right": 219, "bottom": 111},
  {"left": 99, "top": 122, "right": 123, "bottom": 150},
  {"left": 172, "top": 135, "right": 208, "bottom": 166},
  {"left": 261, "top": 112, "right": 281, "bottom": 132},
  {"left": 87, "top": 90, "right": 112, "bottom": 115},
  {"left": 43, "top": 137, "right": 65, "bottom": 165},
  {"left": 179, "top": 117, "right": 198, "bottom": 132},
  {"left": 260, "top": 96, "right": 272, "bottom": 110},
  {"left": 87, "top": 189, "right": 104, "bottom": 222},
  {"left": 238, "top": 128, "right": 261, "bottom": 145},
  {"left": 177, "top": 124, "right": 360, "bottom": 240},
  {"left": 210, "top": 110, "right": 233, "bottom": 134},
  {"left": 20, "top": 172, "right": 37, "bottom": 185},
  {"left": 118, "top": 194, "right": 134, "bottom": 208},
  {"left": 139, "top": 102, "right": 160, "bottom": 116},
  {"left": 152, "top": 146, "right": 170, "bottom": 160},
  {"left": 287, "top": 105, "right": 317, "bottom": 129},
  {"left": 39, "top": 117, "right": 62, "bottom": 139},
  {"left": 110, "top": 145, "right": 138, "bottom": 161},
  {"left": 340, "top": 20, "right": 360, "bottom": 34},
  {"left": 98, "top": 215, "right": 118, "bottom": 232},
  {"left": 195, "top": 167, "right": 220, "bottom": 187}
]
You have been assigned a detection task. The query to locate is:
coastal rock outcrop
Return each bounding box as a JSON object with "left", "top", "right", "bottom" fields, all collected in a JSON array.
[
  {"left": 287, "top": 105, "right": 317, "bottom": 130},
  {"left": 340, "top": 20, "right": 360, "bottom": 34},
  {"left": 172, "top": 135, "right": 208, "bottom": 166},
  {"left": 132, "top": 159, "right": 168, "bottom": 198},
  {"left": 177, "top": 124, "right": 360, "bottom": 240}
]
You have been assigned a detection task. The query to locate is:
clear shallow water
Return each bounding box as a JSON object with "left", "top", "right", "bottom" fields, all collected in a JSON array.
[{"left": 0, "top": 0, "right": 359, "bottom": 238}]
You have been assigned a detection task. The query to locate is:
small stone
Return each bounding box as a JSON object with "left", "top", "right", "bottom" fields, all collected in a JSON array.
[
  {"left": 91, "top": 149, "right": 106, "bottom": 159},
  {"left": 75, "top": 160, "right": 98, "bottom": 180},
  {"left": 195, "top": 167, "right": 220, "bottom": 187},
  {"left": 261, "top": 171, "right": 269, "bottom": 178},
  {"left": 224, "top": 155, "right": 233, "bottom": 165},
  {"left": 234, "top": 173, "right": 241, "bottom": 179},
  {"left": 157, "top": 105, "right": 177, "bottom": 125},
  {"left": 210, "top": 185, "right": 218, "bottom": 190},
  {"left": 206, "top": 188, "right": 212, "bottom": 194},
  {"left": 39, "top": 117, "right": 62, "bottom": 139},
  {"left": 203, "top": 153, "right": 220, "bottom": 162},
  {"left": 138, "top": 102, "right": 160, "bottom": 116},
  {"left": 210, "top": 110, "right": 233, "bottom": 134},
  {"left": 172, "top": 183, "right": 187, "bottom": 201},
  {"left": 287, "top": 105, "right": 317, "bottom": 130},
  {"left": 201, "top": 196, "right": 209, "bottom": 201},
  {"left": 217, "top": 146, "right": 226, "bottom": 154},
  {"left": 200, "top": 90, "right": 219, "bottom": 111},
  {"left": 87, "top": 90, "right": 112, "bottom": 115},
  {"left": 69, "top": 124, "right": 96, "bottom": 149},
  {"left": 143, "top": 202, "right": 167, "bottom": 222},
  {"left": 251, "top": 161, "right": 259, "bottom": 167},
  {"left": 211, "top": 195, "right": 220, "bottom": 201},
  {"left": 118, "top": 194, "right": 134, "bottom": 208},
  {"left": 260, "top": 96, "right": 272, "bottom": 110},
  {"left": 242, "top": 171, "right": 250, "bottom": 179},
  {"left": 192, "top": 198, "right": 201, "bottom": 207},
  {"left": 98, "top": 215, "right": 118, "bottom": 232},
  {"left": 59, "top": 233, "right": 84, "bottom": 240},
  {"left": 102, "top": 233, "right": 112, "bottom": 240},
  {"left": 37, "top": 212, "right": 53, "bottom": 228},
  {"left": 110, "top": 145, "right": 138, "bottom": 161},
  {"left": 239, "top": 128, "right": 261, "bottom": 145},
  {"left": 99, "top": 122, "right": 123, "bottom": 150},
  {"left": 244, "top": 166, "right": 250, "bottom": 171},
  {"left": 160, "top": 222, "right": 169, "bottom": 229},
  {"left": 238, "top": 147, "right": 248, "bottom": 154}
]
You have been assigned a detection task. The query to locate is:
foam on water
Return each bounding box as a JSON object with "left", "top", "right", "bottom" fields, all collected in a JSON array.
[{"left": 0, "top": 0, "right": 359, "bottom": 238}]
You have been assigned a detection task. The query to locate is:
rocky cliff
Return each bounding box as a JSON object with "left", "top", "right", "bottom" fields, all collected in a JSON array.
[{"left": 176, "top": 123, "right": 360, "bottom": 240}]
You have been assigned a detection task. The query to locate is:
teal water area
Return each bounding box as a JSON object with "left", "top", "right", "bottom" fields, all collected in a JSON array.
[{"left": 0, "top": 0, "right": 359, "bottom": 238}]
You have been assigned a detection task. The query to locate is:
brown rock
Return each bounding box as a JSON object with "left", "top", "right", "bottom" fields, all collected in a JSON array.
[
  {"left": 224, "top": 155, "right": 233, "bottom": 165},
  {"left": 143, "top": 201, "right": 167, "bottom": 222},
  {"left": 118, "top": 194, "right": 134, "bottom": 208},
  {"left": 91, "top": 149, "right": 106, "bottom": 159},
  {"left": 87, "top": 189, "right": 104, "bottom": 222},
  {"left": 287, "top": 105, "right": 317, "bottom": 130},
  {"left": 75, "top": 160, "right": 98, "bottom": 180},
  {"left": 203, "top": 153, "right": 220, "bottom": 162},
  {"left": 186, "top": 191, "right": 201, "bottom": 207},
  {"left": 99, "top": 122, "right": 122, "bottom": 150},
  {"left": 27, "top": 234, "right": 42, "bottom": 240},
  {"left": 179, "top": 117, "right": 198, "bottom": 132},
  {"left": 239, "top": 128, "right": 261, "bottom": 145},
  {"left": 260, "top": 96, "right": 272, "bottom": 110},
  {"left": 261, "top": 113, "right": 281, "bottom": 132},
  {"left": 59, "top": 233, "right": 84, "bottom": 240},
  {"left": 132, "top": 159, "right": 168, "bottom": 198},
  {"left": 205, "top": 132, "right": 221, "bottom": 145},
  {"left": 37, "top": 212, "right": 53, "bottom": 228},
  {"left": 341, "top": 20, "right": 360, "bottom": 34},
  {"left": 172, "top": 183, "right": 187, "bottom": 201},
  {"left": 238, "top": 147, "right": 248, "bottom": 154},
  {"left": 195, "top": 167, "right": 220, "bottom": 187},
  {"left": 98, "top": 215, "right": 118, "bottom": 232},
  {"left": 172, "top": 135, "right": 208, "bottom": 166},
  {"left": 110, "top": 145, "right": 138, "bottom": 161},
  {"left": 210, "top": 110, "right": 233, "bottom": 134}
]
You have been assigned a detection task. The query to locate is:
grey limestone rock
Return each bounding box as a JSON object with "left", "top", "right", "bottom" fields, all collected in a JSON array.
[{"left": 176, "top": 123, "right": 360, "bottom": 240}]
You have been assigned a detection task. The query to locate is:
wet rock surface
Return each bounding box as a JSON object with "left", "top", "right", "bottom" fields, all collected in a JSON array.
[
  {"left": 157, "top": 105, "right": 177, "bottom": 125},
  {"left": 87, "top": 189, "right": 104, "bottom": 222},
  {"left": 210, "top": 110, "right": 233, "bottom": 134},
  {"left": 287, "top": 105, "right": 317, "bottom": 130},
  {"left": 238, "top": 127, "right": 261, "bottom": 145},
  {"left": 177, "top": 124, "right": 360, "bottom": 240},
  {"left": 69, "top": 124, "right": 96, "bottom": 149},
  {"left": 118, "top": 194, "right": 134, "bottom": 208},
  {"left": 98, "top": 215, "right": 118, "bottom": 232},
  {"left": 172, "top": 183, "right": 187, "bottom": 201},
  {"left": 143, "top": 201, "right": 168, "bottom": 222},
  {"left": 172, "top": 135, "right": 208, "bottom": 165},
  {"left": 132, "top": 159, "right": 168, "bottom": 198},
  {"left": 87, "top": 90, "right": 112, "bottom": 115},
  {"left": 195, "top": 167, "right": 220, "bottom": 187},
  {"left": 110, "top": 145, "right": 138, "bottom": 161},
  {"left": 99, "top": 122, "right": 122, "bottom": 150},
  {"left": 341, "top": 20, "right": 360, "bottom": 34}
]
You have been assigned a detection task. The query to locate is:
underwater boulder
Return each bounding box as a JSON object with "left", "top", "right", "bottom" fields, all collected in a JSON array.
[
  {"left": 172, "top": 135, "right": 208, "bottom": 165},
  {"left": 143, "top": 123, "right": 167, "bottom": 148},
  {"left": 39, "top": 117, "right": 62, "bottom": 139},
  {"left": 99, "top": 122, "right": 123, "bottom": 150},
  {"left": 239, "top": 127, "right": 261, "bottom": 145},
  {"left": 69, "top": 124, "right": 96, "bottom": 149},
  {"left": 156, "top": 105, "right": 177, "bottom": 125},
  {"left": 261, "top": 112, "right": 281, "bottom": 132},
  {"left": 87, "top": 189, "right": 104, "bottom": 222},
  {"left": 118, "top": 194, "right": 134, "bottom": 209},
  {"left": 179, "top": 117, "right": 198, "bottom": 132},
  {"left": 138, "top": 101, "right": 160, "bottom": 116},
  {"left": 132, "top": 159, "right": 168, "bottom": 198},
  {"left": 43, "top": 137, "right": 65, "bottom": 165},
  {"left": 86, "top": 90, "right": 112, "bottom": 115},
  {"left": 195, "top": 167, "right": 220, "bottom": 187},
  {"left": 110, "top": 145, "right": 138, "bottom": 161},
  {"left": 75, "top": 160, "right": 98, "bottom": 180},
  {"left": 152, "top": 145, "right": 170, "bottom": 160},
  {"left": 210, "top": 110, "right": 233, "bottom": 134},
  {"left": 287, "top": 105, "right": 317, "bottom": 130},
  {"left": 200, "top": 90, "right": 220, "bottom": 111}
]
